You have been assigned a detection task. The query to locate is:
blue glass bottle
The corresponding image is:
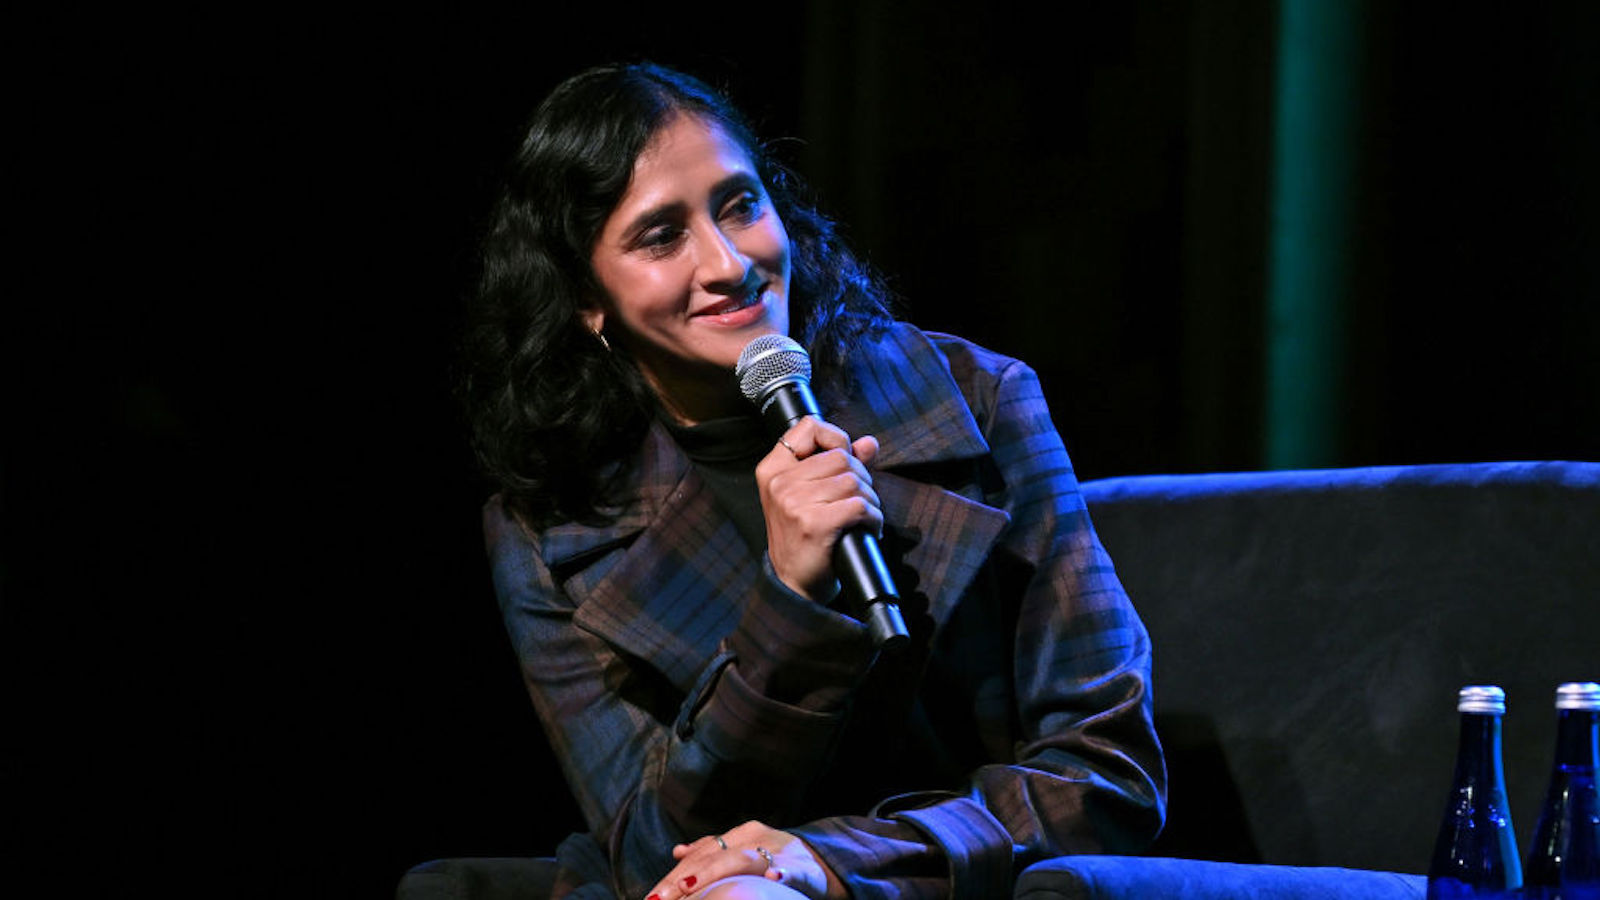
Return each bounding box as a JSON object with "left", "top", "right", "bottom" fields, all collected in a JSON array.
[
  {"left": 1426, "top": 685, "right": 1522, "bottom": 900},
  {"left": 1524, "top": 681, "right": 1600, "bottom": 900}
]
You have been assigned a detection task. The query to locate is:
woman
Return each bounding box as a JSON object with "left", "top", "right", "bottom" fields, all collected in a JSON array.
[{"left": 462, "top": 62, "right": 1165, "bottom": 900}]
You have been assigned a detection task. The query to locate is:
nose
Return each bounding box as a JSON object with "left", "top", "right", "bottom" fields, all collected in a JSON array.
[{"left": 695, "top": 221, "right": 752, "bottom": 293}]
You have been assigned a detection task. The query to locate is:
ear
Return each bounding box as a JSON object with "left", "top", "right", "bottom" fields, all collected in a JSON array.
[{"left": 579, "top": 305, "right": 604, "bottom": 336}]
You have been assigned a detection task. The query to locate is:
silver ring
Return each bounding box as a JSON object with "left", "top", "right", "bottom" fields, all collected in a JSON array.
[
  {"left": 713, "top": 834, "right": 727, "bottom": 850},
  {"left": 777, "top": 437, "right": 797, "bottom": 457},
  {"left": 755, "top": 846, "right": 774, "bottom": 869}
]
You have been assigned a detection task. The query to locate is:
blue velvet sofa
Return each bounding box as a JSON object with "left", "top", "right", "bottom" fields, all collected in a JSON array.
[{"left": 399, "top": 460, "right": 1600, "bottom": 899}]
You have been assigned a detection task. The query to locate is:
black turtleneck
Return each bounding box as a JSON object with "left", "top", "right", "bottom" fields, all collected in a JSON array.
[{"left": 664, "top": 414, "right": 771, "bottom": 556}]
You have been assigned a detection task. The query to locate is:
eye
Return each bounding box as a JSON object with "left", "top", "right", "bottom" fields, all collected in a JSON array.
[
  {"left": 719, "top": 190, "right": 765, "bottom": 226},
  {"left": 634, "top": 224, "right": 686, "bottom": 258}
]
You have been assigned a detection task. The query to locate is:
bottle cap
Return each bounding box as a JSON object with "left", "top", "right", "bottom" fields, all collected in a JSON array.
[
  {"left": 1458, "top": 685, "right": 1506, "bottom": 714},
  {"left": 1555, "top": 682, "right": 1600, "bottom": 711}
]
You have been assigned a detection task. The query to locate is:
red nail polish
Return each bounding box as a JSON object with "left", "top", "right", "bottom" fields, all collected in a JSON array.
[
  {"left": 684, "top": 875, "right": 698, "bottom": 889},
  {"left": 647, "top": 895, "right": 661, "bottom": 900}
]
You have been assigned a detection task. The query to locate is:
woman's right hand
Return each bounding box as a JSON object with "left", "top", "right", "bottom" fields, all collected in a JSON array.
[{"left": 755, "top": 416, "right": 882, "bottom": 603}]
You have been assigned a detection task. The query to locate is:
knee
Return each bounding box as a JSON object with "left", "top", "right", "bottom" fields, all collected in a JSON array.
[{"left": 698, "top": 874, "right": 807, "bottom": 900}]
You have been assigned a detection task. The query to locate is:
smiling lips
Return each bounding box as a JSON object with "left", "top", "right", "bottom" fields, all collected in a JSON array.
[{"left": 693, "top": 288, "right": 765, "bottom": 319}]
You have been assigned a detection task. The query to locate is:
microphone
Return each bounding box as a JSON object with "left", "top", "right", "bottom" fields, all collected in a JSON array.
[{"left": 736, "top": 334, "right": 910, "bottom": 650}]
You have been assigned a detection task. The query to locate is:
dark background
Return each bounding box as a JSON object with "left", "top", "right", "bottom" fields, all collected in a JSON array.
[{"left": 7, "top": 4, "right": 1596, "bottom": 896}]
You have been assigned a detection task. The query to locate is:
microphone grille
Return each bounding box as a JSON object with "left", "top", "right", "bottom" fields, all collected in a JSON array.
[{"left": 736, "top": 334, "right": 811, "bottom": 403}]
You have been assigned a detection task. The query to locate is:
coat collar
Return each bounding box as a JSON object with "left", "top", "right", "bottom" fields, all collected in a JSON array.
[
  {"left": 543, "top": 324, "right": 1010, "bottom": 692},
  {"left": 822, "top": 324, "right": 991, "bottom": 469}
]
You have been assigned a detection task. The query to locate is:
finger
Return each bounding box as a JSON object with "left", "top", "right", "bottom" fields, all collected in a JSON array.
[
  {"left": 776, "top": 419, "right": 818, "bottom": 462},
  {"left": 790, "top": 488, "right": 884, "bottom": 539},
  {"left": 654, "top": 823, "right": 767, "bottom": 899},
  {"left": 781, "top": 416, "right": 852, "bottom": 460},
  {"left": 774, "top": 447, "right": 874, "bottom": 492},
  {"left": 758, "top": 423, "right": 830, "bottom": 477},
  {"left": 652, "top": 856, "right": 700, "bottom": 898},
  {"left": 851, "top": 434, "right": 880, "bottom": 467},
  {"left": 671, "top": 834, "right": 723, "bottom": 861},
  {"left": 806, "top": 472, "right": 880, "bottom": 512},
  {"left": 646, "top": 863, "right": 701, "bottom": 900},
  {"left": 768, "top": 459, "right": 881, "bottom": 522},
  {"left": 807, "top": 418, "right": 852, "bottom": 453},
  {"left": 847, "top": 494, "right": 887, "bottom": 539},
  {"left": 761, "top": 448, "right": 868, "bottom": 509},
  {"left": 647, "top": 849, "right": 769, "bottom": 900}
]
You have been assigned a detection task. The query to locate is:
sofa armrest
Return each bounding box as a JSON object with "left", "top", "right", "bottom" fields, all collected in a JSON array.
[{"left": 1015, "top": 856, "right": 1425, "bottom": 900}]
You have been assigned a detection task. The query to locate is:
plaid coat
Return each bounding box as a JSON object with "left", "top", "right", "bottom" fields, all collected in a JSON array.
[{"left": 485, "top": 324, "right": 1166, "bottom": 899}]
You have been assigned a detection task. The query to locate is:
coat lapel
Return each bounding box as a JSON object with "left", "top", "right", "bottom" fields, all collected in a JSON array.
[
  {"left": 826, "top": 326, "right": 1011, "bottom": 628},
  {"left": 873, "top": 470, "right": 1009, "bottom": 633},
  {"left": 552, "top": 424, "right": 757, "bottom": 694}
]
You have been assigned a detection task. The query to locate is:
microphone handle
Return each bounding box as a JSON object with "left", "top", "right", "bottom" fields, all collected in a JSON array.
[
  {"left": 833, "top": 531, "right": 910, "bottom": 651},
  {"left": 760, "top": 382, "right": 910, "bottom": 650}
]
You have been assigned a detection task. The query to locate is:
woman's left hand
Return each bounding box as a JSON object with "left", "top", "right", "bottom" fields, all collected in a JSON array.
[{"left": 645, "top": 820, "right": 845, "bottom": 900}]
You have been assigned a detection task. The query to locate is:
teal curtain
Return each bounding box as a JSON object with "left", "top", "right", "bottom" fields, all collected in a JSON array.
[{"left": 1264, "top": 0, "right": 1363, "bottom": 468}]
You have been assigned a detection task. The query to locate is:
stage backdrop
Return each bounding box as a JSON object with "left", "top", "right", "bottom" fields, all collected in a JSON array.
[{"left": 8, "top": 4, "right": 1597, "bottom": 896}]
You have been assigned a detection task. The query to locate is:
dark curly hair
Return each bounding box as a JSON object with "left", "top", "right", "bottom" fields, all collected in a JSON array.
[{"left": 462, "top": 62, "right": 894, "bottom": 531}]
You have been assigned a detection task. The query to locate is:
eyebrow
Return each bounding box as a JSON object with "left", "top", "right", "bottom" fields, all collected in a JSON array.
[{"left": 617, "top": 172, "right": 763, "bottom": 244}]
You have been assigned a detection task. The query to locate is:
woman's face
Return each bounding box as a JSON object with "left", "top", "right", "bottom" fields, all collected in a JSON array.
[{"left": 585, "top": 113, "right": 791, "bottom": 422}]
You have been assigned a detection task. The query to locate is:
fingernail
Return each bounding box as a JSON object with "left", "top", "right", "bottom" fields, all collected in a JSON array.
[
  {"left": 647, "top": 895, "right": 661, "bottom": 900},
  {"left": 683, "top": 875, "right": 698, "bottom": 889}
]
